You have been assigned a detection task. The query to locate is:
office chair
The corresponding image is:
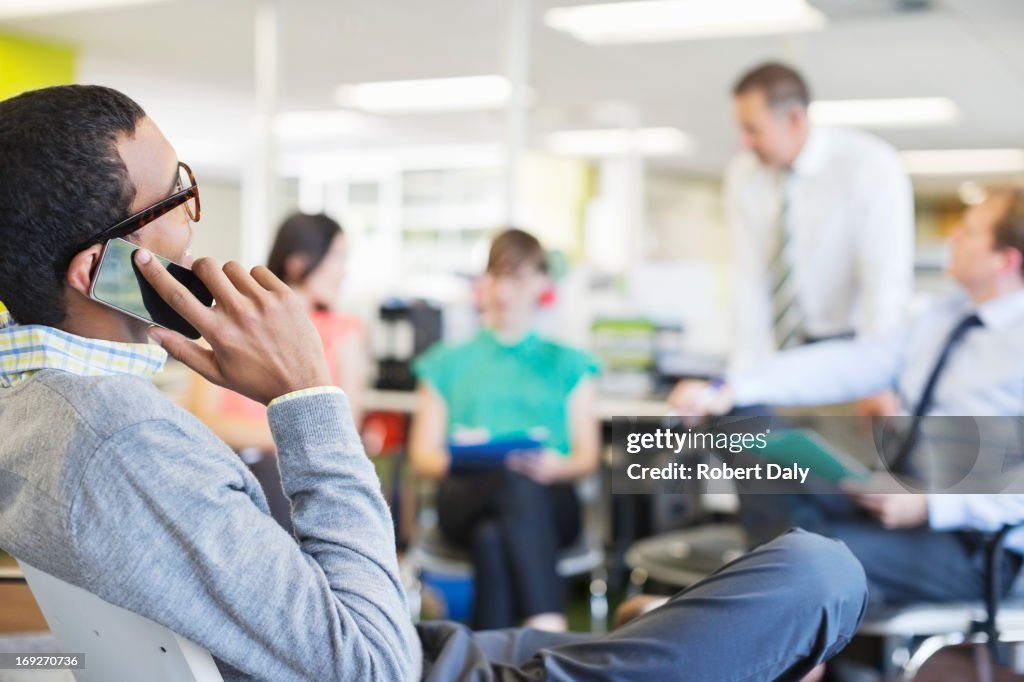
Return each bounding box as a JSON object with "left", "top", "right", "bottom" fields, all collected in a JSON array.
[
  {"left": 17, "top": 561, "right": 223, "bottom": 682},
  {"left": 859, "top": 523, "right": 1024, "bottom": 681}
]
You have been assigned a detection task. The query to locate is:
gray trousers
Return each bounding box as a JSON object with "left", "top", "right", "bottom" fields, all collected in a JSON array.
[
  {"left": 742, "top": 491, "right": 1023, "bottom": 607},
  {"left": 417, "top": 529, "right": 868, "bottom": 681}
]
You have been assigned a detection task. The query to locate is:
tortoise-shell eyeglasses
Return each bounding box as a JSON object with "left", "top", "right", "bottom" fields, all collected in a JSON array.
[{"left": 81, "top": 161, "right": 200, "bottom": 249}]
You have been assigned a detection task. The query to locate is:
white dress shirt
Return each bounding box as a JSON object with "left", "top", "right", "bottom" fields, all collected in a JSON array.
[
  {"left": 726, "top": 126, "right": 915, "bottom": 372},
  {"left": 729, "top": 288, "right": 1024, "bottom": 551}
]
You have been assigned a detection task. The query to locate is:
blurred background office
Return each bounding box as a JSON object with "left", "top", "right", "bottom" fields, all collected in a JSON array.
[{"left": 2, "top": 0, "right": 1024, "bottom": 676}]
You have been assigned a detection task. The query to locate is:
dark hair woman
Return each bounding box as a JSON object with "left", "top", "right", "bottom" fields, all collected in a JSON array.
[{"left": 186, "top": 213, "right": 368, "bottom": 532}]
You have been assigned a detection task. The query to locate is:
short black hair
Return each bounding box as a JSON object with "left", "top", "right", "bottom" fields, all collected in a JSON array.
[
  {"left": 733, "top": 62, "right": 810, "bottom": 112},
  {"left": 0, "top": 84, "right": 146, "bottom": 326},
  {"left": 267, "top": 213, "right": 344, "bottom": 284}
]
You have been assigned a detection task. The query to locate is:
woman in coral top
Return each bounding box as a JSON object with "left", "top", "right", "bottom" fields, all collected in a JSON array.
[{"left": 186, "top": 213, "right": 367, "bottom": 531}]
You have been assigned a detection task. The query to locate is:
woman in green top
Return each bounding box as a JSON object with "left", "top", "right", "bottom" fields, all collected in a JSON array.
[{"left": 410, "top": 229, "right": 600, "bottom": 632}]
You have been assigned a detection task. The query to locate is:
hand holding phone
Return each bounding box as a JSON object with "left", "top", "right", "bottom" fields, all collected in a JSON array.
[
  {"left": 133, "top": 249, "right": 333, "bottom": 406},
  {"left": 89, "top": 238, "right": 213, "bottom": 339}
]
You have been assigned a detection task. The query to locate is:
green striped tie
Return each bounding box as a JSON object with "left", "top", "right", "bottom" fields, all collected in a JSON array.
[{"left": 769, "top": 174, "right": 802, "bottom": 350}]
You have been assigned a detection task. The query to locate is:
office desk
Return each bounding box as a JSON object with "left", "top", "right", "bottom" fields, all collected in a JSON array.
[{"left": 365, "top": 389, "right": 669, "bottom": 420}]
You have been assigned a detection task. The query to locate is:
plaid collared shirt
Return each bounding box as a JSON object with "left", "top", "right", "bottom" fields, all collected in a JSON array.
[{"left": 0, "top": 305, "right": 167, "bottom": 388}]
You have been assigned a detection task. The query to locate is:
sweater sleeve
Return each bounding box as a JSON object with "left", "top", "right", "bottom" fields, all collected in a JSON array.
[{"left": 68, "top": 392, "right": 421, "bottom": 681}]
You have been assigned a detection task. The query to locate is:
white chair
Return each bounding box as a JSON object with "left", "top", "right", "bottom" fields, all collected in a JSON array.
[{"left": 17, "top": 561, "right": 223, "bottom": 682}]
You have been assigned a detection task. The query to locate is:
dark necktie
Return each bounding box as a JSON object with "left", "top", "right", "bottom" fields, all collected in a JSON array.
[{"left": 887, "top": 312, "right": 983, "bottom": 474}]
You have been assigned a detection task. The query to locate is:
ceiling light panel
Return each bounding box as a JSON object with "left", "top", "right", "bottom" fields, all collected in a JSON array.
[
  {"left": 335, "top": 75, "right": 512, "bottom": 114},
  {"left": 809, "top": 98, "right": 960, "bottom": 128},
  {"left": 544, "top": 0, "right": 827, "bottom": 44},
  {"left": 545, "top": 127, "right": 694, "bottom": 157},
  {"left": 0, "top": 0, "right": 168, "bottom": 19},
  {"left": 900, "top": 149, "right": 1024, "bottom": 176}
]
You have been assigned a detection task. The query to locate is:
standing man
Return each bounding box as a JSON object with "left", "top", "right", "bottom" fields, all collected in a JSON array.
[{"left": 721, "top": 62, "right": 914, "bottom": 397}]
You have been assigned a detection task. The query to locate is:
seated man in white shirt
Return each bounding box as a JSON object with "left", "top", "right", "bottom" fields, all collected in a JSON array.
[{"left": 670, "top": 188, "right": 1024, "bottom": 607}]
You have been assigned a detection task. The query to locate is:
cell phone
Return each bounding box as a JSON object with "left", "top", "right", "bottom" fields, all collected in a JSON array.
[{"left": 89, "top": 237, "right": 213, "bottom": 340}]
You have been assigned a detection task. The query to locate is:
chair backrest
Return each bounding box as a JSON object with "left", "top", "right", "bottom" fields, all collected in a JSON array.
[{"left": 18, "top": 561, "right": 223, "bottom": 682}]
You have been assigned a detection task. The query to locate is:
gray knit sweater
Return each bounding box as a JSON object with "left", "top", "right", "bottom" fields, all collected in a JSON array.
[{"left": 0, "top": 370, "right": 422, "bottom": 681}]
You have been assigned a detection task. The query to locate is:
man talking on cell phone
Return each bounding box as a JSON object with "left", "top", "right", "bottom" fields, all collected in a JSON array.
[{"left": 0, "top": 85, "right": 869, "bottom": 681}]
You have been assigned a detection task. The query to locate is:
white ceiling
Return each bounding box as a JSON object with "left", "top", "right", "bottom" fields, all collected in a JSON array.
[{"left": 3, "top": 0, "right": 1023, "bottom": 182}]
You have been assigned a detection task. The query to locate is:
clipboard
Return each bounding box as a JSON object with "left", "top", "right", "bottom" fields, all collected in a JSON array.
[
  {"left": 448, "top": 436, "right": 544, "bottom": 472},
  {"left": 754, "top": 428, "right": 872, "bottom": 484}
]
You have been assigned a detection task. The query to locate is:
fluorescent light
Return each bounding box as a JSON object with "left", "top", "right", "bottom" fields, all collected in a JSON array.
[
  {"left": 809, "top": 98, "right": 960, "bottom": 128},
  {"left": 291, "top": 144, "right": 507, "bottom": 180},
  {"left": 0, "top": 0, "right": 167, "bottom": 18},
  {"left": 545, "top": 127, "right": 694, "bottom": 157},
  {"left": 335, "top": 75, "right": 512, "bottom": 114},
  {"left": 274, "top": 110, "right": 383, "bottom": 140},
  {"left": 544, "top": 0, "right": 826, "bottom": 44},
  {"left": 900, "top": 149, "right": 1024, "bottom": 176},
  {"left": 388, "top": 144, "right": 507, "bottom": 169}
]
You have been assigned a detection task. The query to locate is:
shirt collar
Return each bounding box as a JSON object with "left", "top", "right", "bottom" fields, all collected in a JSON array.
[
  {"left": 975, "top": 288, "right": 1024, "bottom": 331},
  {"left": 0, "top": 307, "right": 167, "bottom": 388},
  {"left": 790, "top": 126, "right": 828, "bottom": 177},
  {"left": 479, "top": 327, "right": 537, "bottom": 350}
]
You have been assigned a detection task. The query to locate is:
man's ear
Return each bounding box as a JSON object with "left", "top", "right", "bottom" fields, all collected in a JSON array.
[
  {"left": 1004, "top": 247, "right": 1024, "bottom": 280},
  {"left": 66, "top": 245, "right": 104, "bottom": 297},
  {"left": 788, "top": 105, "right": 809, "bottom": 133}
]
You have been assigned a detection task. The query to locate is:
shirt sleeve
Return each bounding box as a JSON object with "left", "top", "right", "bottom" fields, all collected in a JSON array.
[
  {"left": 929, "top": 494, "right": 1024, "bottom": 532},
  {"left": 268, "top": 385, "right": 343, "bottom": 407},
  {"left": 853, "top": 145, "right": 915, "bottom": 336},
  {"left": 560, "top": 347, "right": 601, "bottom": 395},
  {"left": 729, "top": 323, "right": 908, "bottom": 407},
  {"left": 411, "top": 341, "right": 451, "bottom": 398},
  {"left": 69, "top": 392, "right": 421, "bottom": 681}
]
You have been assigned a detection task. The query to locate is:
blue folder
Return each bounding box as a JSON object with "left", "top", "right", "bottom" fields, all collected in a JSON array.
[{"left": 448, "top": 436, "right": 544, "bottom": 472}]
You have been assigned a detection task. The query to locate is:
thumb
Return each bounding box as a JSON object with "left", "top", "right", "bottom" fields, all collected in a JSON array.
[
  {"left": 148, "top": 326, "right": 220, "bottom": 383},
  {"left": 505, "top": 456, "right": 527, "bottom": 471}
]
